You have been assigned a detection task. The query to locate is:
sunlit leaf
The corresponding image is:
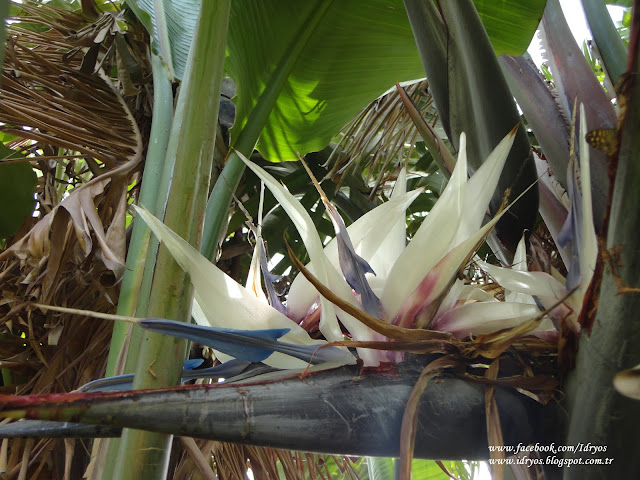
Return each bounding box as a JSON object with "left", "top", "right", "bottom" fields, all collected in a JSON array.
[
  {"left": 475, "top": 0, "right": 546, "bottom": 56},
  {"left": 228, "top": 0, "right": 544, "bottom": 162}
]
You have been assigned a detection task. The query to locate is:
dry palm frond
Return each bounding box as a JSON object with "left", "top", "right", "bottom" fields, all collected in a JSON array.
[
  {"left": 173, "top": 441, "right": 364, "bottom": 480},
  {"left": 326, "top": 79, "right": 438, "bottom": 197},
  {"left": 0, "top": 2, "right": 147, "bottom": 478}
]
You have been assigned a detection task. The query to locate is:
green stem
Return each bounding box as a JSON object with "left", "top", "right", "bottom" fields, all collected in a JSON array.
[
  {"left": 564, "top": 13, "right": 640, "bottom": 478},
  {"left": 109, "top": 2, "right": 231, "bottom": 479},
  {"left": 97, "top": 52, "right": 174, "bottom": 480},
  {"left": 106, "top": 52, "right": 174, "bottom": 378}
]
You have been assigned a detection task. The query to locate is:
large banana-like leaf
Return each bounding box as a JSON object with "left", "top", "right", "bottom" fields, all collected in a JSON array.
[
  {"left": 201, "top": 0, "right": 547, "bottom": 258},
  {"left": 129, "top": 0, "right": 544, "bottom": 162},
  {"left": 0, "top": 363, "right": 557, "bottom": 461},
  {"left": 128, "top": 0, "right": 545, "bottom": 164},
  {"left": 227, "top": 0, "right": 546, "bottom": 162},
  {"left": 126, "top": 0, "right": 200, "bottom": 81},
  {"left": 226, "top": 0, "right": 424, "bottom": 161}
]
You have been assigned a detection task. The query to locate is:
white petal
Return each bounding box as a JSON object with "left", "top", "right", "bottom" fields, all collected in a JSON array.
[
  {"left": 478, "top": 260, "right": 567, "bottom": 300},
  {"left": 432, "top": 301, "right": 544, "bottom": 338},
  {"left": 286, "top": 187, "right": 422, "bottom": 320},
  {"left": 382, "top": 133, "right": 468, "bottom": 321},
  {"left": 371, "top": 167, "right": 409, "bottom": 275},
  {"left": 393, "top": 209, "right": 505, "bottom": 327},
  {"left": 135, "top": 206, "right": 352, "bottom": 369},
  {"left": 454, "top": 128, "right": 516, "bottom": 243},
  {"left": 245, "top": 183, "right": 268, "bottom": 302},
  {"left": 241, "top": 156, "right": 400, "bottom": 365},
  {"left": 503, "top": 236, "right": 534, "bottom": 304},
  {"left": 239, "top": 154, "right": 346, "bottom": 343},
  {"left": 577, "top": 103, "right": 598, "bottom": 295}
]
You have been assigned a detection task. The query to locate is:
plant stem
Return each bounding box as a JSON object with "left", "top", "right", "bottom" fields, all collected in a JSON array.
[
  {"left": 564, "top": 11, "right": 640, "bottom": 478},
  {"left": 109, "top": 2, "right": 231, "bottom": 479},
  {"left": 106, "top": 52, "right": 174, "bottom": 378},
  {"left": 97, "top": 51, "right": 174, "bottom": 480}
]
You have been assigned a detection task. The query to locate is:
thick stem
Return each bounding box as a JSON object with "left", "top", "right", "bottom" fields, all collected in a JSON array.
[
  {"left": 563, "top": 4, "right": 640, "bottom": 478},
  {"left": 107, "top": 52, "right": 174, "bottom": 378},
  {"left": 108, "top": 2, "right": 231, "bottom": 479},
  {"left": 0, "top": 364, "right": 559, "bottom": 461}
]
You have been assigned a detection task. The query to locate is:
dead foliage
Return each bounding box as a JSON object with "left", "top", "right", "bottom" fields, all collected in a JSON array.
[
  {"left": 0, "top": 1, "right": 146, "bottom": 478},
  {"left": 326, "top": 79, "right": 435, "bottom": 198}
]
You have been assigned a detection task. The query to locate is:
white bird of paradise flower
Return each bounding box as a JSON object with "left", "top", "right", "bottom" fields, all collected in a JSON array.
[{"left": 137, "top": 106, "right": 596, "bottom": 369}]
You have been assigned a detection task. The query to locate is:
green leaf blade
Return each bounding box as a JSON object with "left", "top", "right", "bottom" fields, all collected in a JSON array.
[
  {"left": 0, "top": 146, "right": 36, "bottom": 238},
  {"left": 227, "top": 0, "right": 545, "bottom": 162},
  {"left": 228, "top": 0, "right": 425, "bottom": 162},
  {"left": 126, "top": 0, "right": 201, "bottom": 80},
  {"left": 475, "top": 0, "right": 547, "bottom": 56}
]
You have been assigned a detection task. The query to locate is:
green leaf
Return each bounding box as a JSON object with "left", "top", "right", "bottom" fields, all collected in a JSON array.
[
  {"left": 474, "top": 0, "right": 547, "bottom": 56},
  {"left": 202, "top": 0, "right": 547, "bottom": 259},
  {"left": 582, "top": 0, "right": 628, "bottom": 85},
  {"left": 126, "top": 0, "right": 200, "bottom": 80},
  {"left": 0, "top": 146, "right": 36, "bottom": 238},
  {"left": 606, "top": 0, "right": 631, "bottom": 6},
  {"left": 364, "top": 457, "right": 477, "bottom": 480},
  {"left": 227, "top": 0, "right": 544, "bottom": 163},
  {"left": 227, "top": 0, "right": 423, "bottom": 162}
]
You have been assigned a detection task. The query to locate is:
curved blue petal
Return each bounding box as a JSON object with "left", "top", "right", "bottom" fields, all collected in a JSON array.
[
  {"left": 139, "top": 318, "right": 351, "bottom": 365},
  {"left": 140, "top": 318, "right": 291, "bottom": 362},
  {"left": 78, "top": 359, "right": 252, "bottom": 392},
  {"left": 325, "top": 201, "right": 381, "bottom": 316}
]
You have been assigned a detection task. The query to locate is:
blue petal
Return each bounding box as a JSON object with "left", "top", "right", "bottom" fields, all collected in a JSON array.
[
  {"left": 140, "top": 318, "right": 348, "bottom": 365},
  {"left": 78, "top": 359, "right": 252, "bottom": 392},
  {"left": 78, "top": 375, "right": 135, "bottom": 392},
  {"left": 140, "top": 318, "right": 291, "bottom": 362},
  {"left": 258, "top": 239, "right": 287, "bottom": 313},
  {"left": 559, "top": 158, "right": 585, "bottom": 290},
  {"left": 181, "top": 359, "right": 251, "bottom": 380},
  {"left": 325, "top": 202, "right": 381, "bottom": 316},
  {"left": 183, "top": 359, "right": 205, "bottom": 370}
]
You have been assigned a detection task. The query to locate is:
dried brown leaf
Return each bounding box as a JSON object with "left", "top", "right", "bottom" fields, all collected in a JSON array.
[
  {"left": 485, "top": 359, "right": 505, "bottom": 480},
  {"left": 399, "top": 356, "right": 464, "bottom": 480}
]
